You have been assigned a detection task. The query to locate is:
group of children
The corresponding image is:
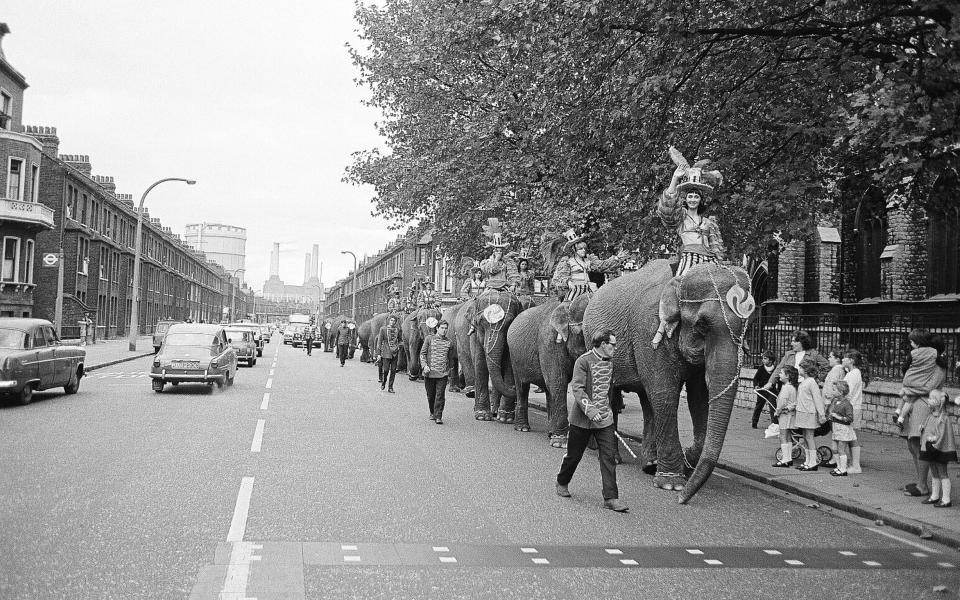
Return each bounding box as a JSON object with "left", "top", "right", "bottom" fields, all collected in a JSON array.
[{"left": 754, "top": 328, "right": 957, "bottom": 507}]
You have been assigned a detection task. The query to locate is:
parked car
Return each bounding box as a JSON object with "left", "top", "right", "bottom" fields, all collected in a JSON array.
[
  {"left": 225, "top": 327, "right": 257, "bottom": 367},
  {"left": 229, "top": 323, "right": 264, "bottom": 356},
  {"left": 259, "top": 324, "right": 271, "bottom": 343},
  {"left": 150, "top": 323, "right": 237, "bottom": 392},
  {"left": 152, "top": 319, "right": 183, "bottom": 354},
  {"left": 283, "top": 323, "right": 306, "bottom": 345},
  {"left": 0, "top": 318, "right": 85, "bottom": 405}
]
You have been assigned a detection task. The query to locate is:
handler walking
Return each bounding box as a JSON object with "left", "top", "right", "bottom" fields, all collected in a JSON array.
[
  {"left": 555, "top": 330, "right": 629, "bottom": 513},
  {"left": 375, "top": 315, "right": 402, "bottom": 392},
  {"left": 420, "top": 320, "right": 455, "bottom": 424},
  {"left": 335, "top": 320, "right": 352, "bottom": 367}
]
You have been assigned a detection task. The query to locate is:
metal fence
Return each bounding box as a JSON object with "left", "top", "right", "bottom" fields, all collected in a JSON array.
[{"left": 744, "top": 301, "right": 960, "bottom": 386}]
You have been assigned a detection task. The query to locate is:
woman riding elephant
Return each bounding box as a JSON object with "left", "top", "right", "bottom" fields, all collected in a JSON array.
[{"left": 583, "top": 259, "right": 755, "bottom": 504}]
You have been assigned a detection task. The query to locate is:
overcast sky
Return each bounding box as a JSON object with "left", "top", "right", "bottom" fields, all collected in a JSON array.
[{"left": 4, "top": 1, "right": 401, "bottom": 291}]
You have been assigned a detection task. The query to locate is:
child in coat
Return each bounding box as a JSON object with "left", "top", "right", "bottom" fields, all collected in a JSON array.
[
  {"left": 772, "top": 366, "right": 800, "bottom": 468},
  {"left": 795, "top": 358, "right": 827, "bottom": 471},
  {"left": 919, "top": 390, "right": 957, "bottom": 507},
  {"left": 828, "top": 381, "right": 856, "bottom": 476}
]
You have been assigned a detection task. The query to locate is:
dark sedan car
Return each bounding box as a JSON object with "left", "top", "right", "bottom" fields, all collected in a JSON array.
[
  {"left": 0, "top": 318, "right": 86, "bottom": 405},
  {"left": 150, "top": 323, "right": 237, "bottom": 392}
]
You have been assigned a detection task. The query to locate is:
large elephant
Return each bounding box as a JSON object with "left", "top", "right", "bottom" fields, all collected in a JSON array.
[
  {"left": 321, "top": 316, "right": 343, "bottom": 352},
  {"left": 507, "top": 295, "right": 589, "bottom": 439},
  {"left": 583, "top": 260, "right": 755, "bottom": 503},
  {"left": 402, "top": 307, "right": 442, "bottom": 380},
  {"left": 358, "top": 313, "right": 391, "bottom": 363},
  {"left": 471, "top": 289, "right": 523, "bottom": 421}
]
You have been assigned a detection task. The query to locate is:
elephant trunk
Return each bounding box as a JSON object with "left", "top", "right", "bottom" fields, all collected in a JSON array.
[
  {"left": 678, "top": 346, "right": 739, "bottom": 504},
  {"left": 408, "top": 333, "right": 422, "bottom": 378},
  {"left": 486, "top": 332, "right": 517, "bottom": 398}
]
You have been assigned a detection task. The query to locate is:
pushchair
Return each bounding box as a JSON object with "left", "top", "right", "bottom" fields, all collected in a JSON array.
[{"left": 757, "top": 389, "right": 834, "bottom": 465}]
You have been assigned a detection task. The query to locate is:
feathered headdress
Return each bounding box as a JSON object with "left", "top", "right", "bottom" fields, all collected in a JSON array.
[
  {"left": 482, "top": 218, "right": 510, "bottom": 248},
  {"left": 669, "top": 146, "right": 724, "bottom": 198}
]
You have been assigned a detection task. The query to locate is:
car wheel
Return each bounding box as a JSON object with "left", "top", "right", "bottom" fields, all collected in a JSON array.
[
  {"left": 257, "top": 348, "right": 263, "bottom": 357},
  {"left": 216, "top": 378, "right": 224, "bottom": 390},
  {"left": 17, "top": 383, "right": 33, "bottom": 406},
  {"left": 64, "top": 370, "right": 81, "bottom": 395}
]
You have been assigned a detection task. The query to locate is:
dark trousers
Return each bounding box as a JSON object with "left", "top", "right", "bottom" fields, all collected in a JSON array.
[
  {"left": 304, "top": 338, "right": 314, "bottom": 355},
  {"left": 337, "top": 344, "right": 349, "bottom": 365},
  {"left": 379, "top": 355, "right": 398, "bottom": 389},
  {"left": 425, "top": 376, "right": 448, "bottom": 418},
  {"left": 752, "top": 388, "right": 778, "bottom": 427},
  {"left": 557, "top": 424, "right": 619, "bottom": 500}
]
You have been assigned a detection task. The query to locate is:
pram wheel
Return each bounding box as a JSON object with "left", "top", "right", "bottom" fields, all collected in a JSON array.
[
  {"left": 775, "top": 446, "right": 804, "bottom": 462},
  {"left": 816, "top": 446, "right": 833, "bottom": 464}
]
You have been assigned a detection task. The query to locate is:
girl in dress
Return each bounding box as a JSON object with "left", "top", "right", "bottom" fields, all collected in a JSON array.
[
  {"left": 842, "top": 350, "right": 867, "bottom": 474},
  {"left": 919, "top": 390, "right": 957, "bottom": 507},
  {"left": 828, "top": 381, "right": 856, "bottom": 476},
  {"left": 820, "top": 350, "right": 847, "bottom": 467},
  {"left": 772, "top": 366, "right": 800, "bottom": 468},
  {"left": 795, "top": 358, "right": 827, "bottom": 471}
]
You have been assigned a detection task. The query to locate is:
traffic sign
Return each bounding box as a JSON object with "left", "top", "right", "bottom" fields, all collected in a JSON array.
[{"left": 42, "top": 253, "right": 59, "bottom": 267}]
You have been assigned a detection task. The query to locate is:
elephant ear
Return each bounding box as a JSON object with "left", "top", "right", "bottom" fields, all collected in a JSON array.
[
  {"left": 652, "top": 276, "right": 682, "bottom": 348},
  {"left": 549, "top": 303, "right": 572, "bottom": 343}
]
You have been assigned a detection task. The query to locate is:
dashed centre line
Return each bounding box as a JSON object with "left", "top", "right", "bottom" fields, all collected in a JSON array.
[
  {"left": 251, "top": 420, "right": 265, "bottom": 453},
  {"left": 260, "top": 393, "right": 270, "bottom": 410},
  {"left": 226, "top": 477, "right": 254, "bottom": 542},
  {"left": 265, "top": 378, "right": 273, "bottom": 389}
]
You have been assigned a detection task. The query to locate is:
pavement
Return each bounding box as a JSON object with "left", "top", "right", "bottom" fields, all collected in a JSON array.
[
  {"left": 530, "top": 391, "right": 960, "bottom": 550},
  {"left": 65, "top": 336, "right": 155, "bottom": 371}
]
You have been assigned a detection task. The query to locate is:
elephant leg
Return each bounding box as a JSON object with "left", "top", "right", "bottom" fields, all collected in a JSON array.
[
  {"left": 546, "top": 380, "right": 569, "bottom": 448},
  {"left": 472, "top": 340, "right": 492, "bottom": 420},
  {"left": 611, "top": 388, "right": 624, "bottom": 465},
  {"left": 513, "top": 382, "right": 530, "bottom": 431},
  {"left": 637, "top": 389, "right": 659, "bottom": 475},
  {"left": 448, "top": 356, "right": 462, "bottom": 393},
  {"left": 650, "top": 379, "right": 687, "bottom": 491},
  {"left": 683, "top": 371, "right": 709, "bottom": 471}
]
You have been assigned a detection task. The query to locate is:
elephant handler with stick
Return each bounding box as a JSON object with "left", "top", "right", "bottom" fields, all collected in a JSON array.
[{"left": 555, "top": 330, "right": 629, "bottom": 513}]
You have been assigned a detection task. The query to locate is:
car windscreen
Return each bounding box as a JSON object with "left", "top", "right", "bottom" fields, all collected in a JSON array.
[
  {"left": 224, "top": 329, "right": 249, "bottom": 340},
  {"left": 0, "top": 328, "right": 27, "bottom": 349},
  {"left": 163, "top": 333, "right": 216, "bottom": 347},
  {"left": 156, "top": 322, "right": 173, "bottom": 334}
]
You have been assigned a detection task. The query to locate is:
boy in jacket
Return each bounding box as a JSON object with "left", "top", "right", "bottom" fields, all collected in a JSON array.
[
  {"left": 420, "top": 320, "right": 456, "bottom": 424},
  {"left": 555, "top": 330, "right": 628, "bottom": 513}
]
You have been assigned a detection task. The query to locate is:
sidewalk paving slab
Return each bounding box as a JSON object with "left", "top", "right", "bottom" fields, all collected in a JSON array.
[
  {"left": 62, "top": 337, "right": 155, "bottom": 371},
  {"left": 528, "top": 394, "right": 960, "bottom": 551}
]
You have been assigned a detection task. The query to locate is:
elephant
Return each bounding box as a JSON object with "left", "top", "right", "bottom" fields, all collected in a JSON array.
[
  {"left": 321, "top": 317, "right": 343, "bottom": 352},
  {"left": 507, "top": 295, "right": 590, "bottom": 440},
  {"left": 470, "top": 288, "right": 523, "bottom": 421},
  {"left": 399, "top": 307, "right": 438, "bottom": 379},
  {"left": 358, "top": 313, "right": 391, "bottom": 363},
  {"left": 583, "top": 259, "right": 755, "bottom": 504},
  {"left": 442, "top": 300, "right": 474, "bottom": 394}
]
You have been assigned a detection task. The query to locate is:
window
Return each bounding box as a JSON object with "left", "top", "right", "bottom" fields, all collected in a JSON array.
[
  {"left": 7, "top": 158, "right": 24, "bottom": 200},
  {"left": 99, "top": 247, "right": 108, "bottom": 280},
  {"left": 32, "top": 329, "right": 46, "bottom": 348},
  {"left": 31, "top": 165, "right": 39, "bottom": 202},
  {"left": 1, "top": 237, "right": 21, "bottom": 281},
  {"left": 926, "top": 172, "right": 960, "bottom": 295},
  {"left": 0, "top": 90, "right": 11, "bottom": 129},
  {"left": 24, "top": 240, "right": 34, "bottom": 284},
  {"left": 77, "top": 238, "right": 89, "bottom": 275},
  {"left": 80, "top": 193, "right": 88, "bottom": 225},
  {"left": 854, "top": 188, "right": 886, "bottom": 300}
]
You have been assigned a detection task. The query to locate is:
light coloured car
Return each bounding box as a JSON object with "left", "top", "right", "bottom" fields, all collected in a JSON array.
[
  {"left": 150, "top": 323, "right": 237, "bottom": 392},
  {"left": 0, "top": 318, "right": 85, "bottom": 405},
  {"left": 259, "top": 324, "right": 271, "bottom": 343},
  {"left": 229, "top": 322, "right": 264, "bottom": 356},
  {"left": 225, "top": 327, "right": 257, "bottom": 367}
]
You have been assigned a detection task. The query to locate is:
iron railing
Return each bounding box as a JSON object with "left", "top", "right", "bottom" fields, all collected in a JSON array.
[{"left": 744, "top": 301, "right": 960, "bottom": 385}]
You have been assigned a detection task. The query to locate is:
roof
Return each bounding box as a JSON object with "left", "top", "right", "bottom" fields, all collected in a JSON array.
[{"left": 0, "top": 318, "right": 51, "bottom": 330}]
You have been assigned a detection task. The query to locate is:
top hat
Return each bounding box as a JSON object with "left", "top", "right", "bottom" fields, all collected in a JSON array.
[
  {"left": 561, "top": 228, "right": 587, "bottom": 252},
  {"left": 676, "top": 167, "right": 722, "bottom": 197},
  {"left": 482, "top": 218, "right": 510, "bottom": 249},
  {"left": 515, "top": 246, "right": 533, "bottom": 261}
]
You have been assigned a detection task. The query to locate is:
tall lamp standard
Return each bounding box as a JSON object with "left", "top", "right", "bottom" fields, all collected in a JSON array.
[
  {"left": 224, "top": 268, "right": 244, "bottom": 322},
  {"left": 341, "top": 250, "right": 357, "bottom": 321},
  {"left": 128, "top": 178, "right": 196, "bottom": 351},
  {"left": 311, "top": 283, "right": 323, "bottom": 322}
]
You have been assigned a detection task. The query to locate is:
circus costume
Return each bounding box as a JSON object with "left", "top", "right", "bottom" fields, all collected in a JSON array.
[
  {"left": 550, "top": 229, "right": 625, "bottom": 302},
  {"left": 657, "top": 146, "right": 725, "bottom": 276},
  {"left": 512, "top": 247, "right": 536, "bottom": 297},
  {"left": 460, "top": 260, "right": 486, "bottom": 299},
  {"left": 479, "top": 218, "right": 518, "bottom": 291}
]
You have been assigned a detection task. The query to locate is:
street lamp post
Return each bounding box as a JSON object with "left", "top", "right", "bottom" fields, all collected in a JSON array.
[
  {"left": 312, "top": 283, "right": 323, "bottom": 323},
  {"left": 128, "top": 178, "right": 196, "bottom": 351},
  {"left": 341, "top": 250, "right": 357, "bottom": 321},
  {"left": 224, "top": 268, "right": 244, "bottom": 322}
]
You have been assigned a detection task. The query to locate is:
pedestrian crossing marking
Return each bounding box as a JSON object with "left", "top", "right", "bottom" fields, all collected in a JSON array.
[
  {"left": 862, "top": 561, "right": 881, "bottom": 567},
  {"left": 432, "top": 546, "right": 449, "bottom": 552},
  {"left": 704, "top": 559, "right": 723, "bottom": 566},
  {"left": 620, "top": 559, "right": 638, "bottom": 566},
  {"left": 531, "top": 558, "right": 549, "bottom": 565},
  {"left": 341, "top": 545, "right": 357, "bottom": 551},
  {"left": 439, "top": 556, "right": 457, "bottom": 563},
  {"left": 763, "top": 549, "right": 782, "bottom": 555},
  {"left": 605, "top": 549, "right": 623, "bottom": 555},
  {"left": 685, "top": 549, "right": 704, "bottom": 555},
  {"left": 343, "top": 556, "right": 361, "bottom": 562},
  {"left": 520, "top": 547, "right": 538, "bottom": 553},
  {"left": 785, "top": 559, "right": 804, "bottom": 566},
  {"left": 839, "top": 551, "right": 857, "bottom": 556}
]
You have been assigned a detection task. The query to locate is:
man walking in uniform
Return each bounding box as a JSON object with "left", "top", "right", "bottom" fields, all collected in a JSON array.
[
  {"left": 420, "top": 320, "right": 455, "bottom": 424},
  {"left": 555, "top": 330, "right": 628, "bottom": 512},
  {"left": 336, "top": 320, "right": 352, "bottom": 367},
  {"left": 375, "top": 315, "right": 402, "bottom": 392},
  {"left": 303, "top": 322, "right": 316, "bottom": 356}
]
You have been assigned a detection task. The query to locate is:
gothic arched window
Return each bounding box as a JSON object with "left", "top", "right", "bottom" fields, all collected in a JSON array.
[
  {"left": 854, "top": 187, "right": 887, "bottom": 300},
  {"left": 926, "top": 172, "right": 960, "bottom": 295}
]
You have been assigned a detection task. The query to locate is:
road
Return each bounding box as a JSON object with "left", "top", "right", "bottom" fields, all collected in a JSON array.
[{"left": 0, "top": 333, "right": 957, "bottom": 599}]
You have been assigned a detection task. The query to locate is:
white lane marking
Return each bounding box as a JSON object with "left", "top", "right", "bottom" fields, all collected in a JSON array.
[
  {"left": 763, "top": 549, "right": 782, "bottom": 555},
  {"left": 620, "top": 559, "right": 638, "bottom": 565},
  {"left": 342, "top": 545, "right": 358, "bottom": 551},
  {"left": 343, "top": 555, "right": 361, "bottom": 562},
  {"left": 432, "top": 546, "right": 449, "bottom": 552},
  {"left": 531, "top": 558, "right": 549, "bottom": 565},
  {"left": 938, "top": 562, "right": 955, "bottom": 568},
  {"left": 838, "top": 551, "right": 857, "bottom": 556},
  {"left": 704, "top": 559, "right": 723, "bottom": 566},
  {"left": 520, "top": 547, "right": 538, "bottom": 554},
  {"left": 685, "top": 549, "right": 704, "bottom": 555},
  {"left": 219, "top": 541, "right": 262, "bottom": 599},
  {"left": 269, "top": 369, "right": 275, "bottom": 376},
  {"left": 265, "top": 378, "right": 273, "bottom": 389},
  {"left": 784, "top": 559, "right": 804, "bottom": 566},
  {"left": 251, "top": 420, "right": 265, "bottom": 453},
  {"left": 260, "top": 393, "right": 270, "bottom": 410},
  {"left": 865, "top": 527, "right": 940, "bottom": 553},
  {"left": 439, "top": 556, "right": 457, "bottom": 563},
  {"left": 226, "top": 477, "right": 255, "bottom": 542},
  {"left": 862, "top": 560, "right": 881, "bottom": 567},
  {"left": 605, "top": 549, "right": 623, "bottom": 555}
]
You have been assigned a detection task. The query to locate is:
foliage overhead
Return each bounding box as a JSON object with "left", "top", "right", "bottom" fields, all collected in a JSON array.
[{"left": 345, "top": 0, "right": 960, "bottom": 264}]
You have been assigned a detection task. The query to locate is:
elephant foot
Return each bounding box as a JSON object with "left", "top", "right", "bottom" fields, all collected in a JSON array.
[
  {"left": 475, "top": 411, "right": 493, "bottom": 421},
  {"left": 514, "top": 423, "right": 530, "bottom": 432},
  {"left": 449, "top": 386, "right": 462, "bottom": 393},
  {"left": 653, "top": 471, "right": 687, "bottom": 492},
  {"left": 497, "top": 411, "right": 515, "bottom": 424},
  {"left": 641, "top": 461, "right": 658, "bottom": 475},
  {"left": 549, "top": 435, "right": 567, "bottom": 449}
]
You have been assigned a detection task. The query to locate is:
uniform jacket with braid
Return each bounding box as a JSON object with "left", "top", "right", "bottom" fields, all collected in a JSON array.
[
  {"left": 420, "top": 333, "right": 455, "bottom": 379},
  {"left": 568, "top": 349, "right": 615, "bottom": 429}
]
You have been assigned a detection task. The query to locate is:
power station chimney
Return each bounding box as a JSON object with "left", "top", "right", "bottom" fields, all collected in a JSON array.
[
  {"left": 311, "top": 244, "right": 319, "bottom": 279},
  {"left": 270, "top": 243, "right": 280, "bottom": 278},
  {"left": 303, "top": 253, "right": 311, "bottom": 285}
]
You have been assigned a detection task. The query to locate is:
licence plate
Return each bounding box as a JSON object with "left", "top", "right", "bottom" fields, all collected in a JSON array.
[{"left": 171, "top": 361, "right": 202, "bottom": 370}]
